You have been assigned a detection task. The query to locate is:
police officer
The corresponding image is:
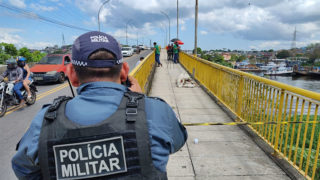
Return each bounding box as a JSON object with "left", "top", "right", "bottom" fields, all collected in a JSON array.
[{"left": 12, "top": 31, "right": 187, "bottom": 180}]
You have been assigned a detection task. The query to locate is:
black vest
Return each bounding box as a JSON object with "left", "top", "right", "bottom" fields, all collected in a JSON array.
[{"left": 38, "top": 92, "right": 167, "bottom": 180}]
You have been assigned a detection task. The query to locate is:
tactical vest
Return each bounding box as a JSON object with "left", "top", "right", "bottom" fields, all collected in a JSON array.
[{"left": 39, "top": 92, "right": 167, "bottom": 180}]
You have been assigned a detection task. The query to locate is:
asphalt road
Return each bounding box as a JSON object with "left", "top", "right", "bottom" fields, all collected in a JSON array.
[{"left": 0, "top": 50, "right": 152, "bottom": 179}]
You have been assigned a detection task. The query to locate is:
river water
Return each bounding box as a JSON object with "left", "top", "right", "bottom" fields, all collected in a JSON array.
[{"left": 251, "top": 72, "right": 320, "bottom": 94}]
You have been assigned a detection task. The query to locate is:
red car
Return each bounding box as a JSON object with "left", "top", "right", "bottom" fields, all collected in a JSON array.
[{"left": 30, "top": 54, "right": 71, "bottom": 84}]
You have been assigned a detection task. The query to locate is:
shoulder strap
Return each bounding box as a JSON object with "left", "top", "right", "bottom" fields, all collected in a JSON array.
[
  {"left": 44, "top": 96, "right": 72, "bottom": 121},
  {"left": 123, "top": 91, "right": 144, "bottom": 123},
  {"left": 148, "top": 96, "right": 167, "bottom": 103}
]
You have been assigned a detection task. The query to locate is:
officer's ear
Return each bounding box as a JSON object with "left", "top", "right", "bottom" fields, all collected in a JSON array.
[
  {"left": 67, "top": 64, "right": 80, "bottom": 87},
  {"left": 120, "top": 62, "right": 129, "bottom": 83}
]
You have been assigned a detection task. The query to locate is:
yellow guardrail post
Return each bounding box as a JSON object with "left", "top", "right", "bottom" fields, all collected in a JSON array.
[
  {"left": 273, "top": 89, "right": 285, "bottom": 153},
  {"left": 312, "top": 131, "right": 320, "bottom": 179},
  {"left": 129, "top": 50, "right": 155, "bottom": 93},
  {"left": 179, "top": 52, "right": 320, "bottom": 179},
  {"left": 236, "top": 75, "right": 244, "bottom": 121}
]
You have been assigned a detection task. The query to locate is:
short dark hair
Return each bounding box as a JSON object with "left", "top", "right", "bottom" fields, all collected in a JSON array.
[
  {"left": 74, "top": 49, "right": 122, "bottom": 82},
  {"left": 140, "top": 57, "right": 144, "bottom": 60},
  {"left": 153, "top": 42, "right": 156, "bottom": 45}
]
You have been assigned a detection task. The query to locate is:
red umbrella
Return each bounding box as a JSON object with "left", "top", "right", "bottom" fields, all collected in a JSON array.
[{"left": 176, "top": 40, "right": 184, "bottom": 45}]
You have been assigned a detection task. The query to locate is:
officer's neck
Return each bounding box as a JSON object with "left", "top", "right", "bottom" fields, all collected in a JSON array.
[{"left": 80, "top": 78, "right": 121, "bottom": 85}]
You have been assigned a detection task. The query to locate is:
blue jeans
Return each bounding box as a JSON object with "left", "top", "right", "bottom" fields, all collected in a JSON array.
[
  {"left": 13, "top": 82, "right": 23, "bottom": 100},
  {"left": 174, "top": 53, "right": 178, "bottom": 63},
  {"left": 155, "top": 54, "right": 161, "bottom": 65}
]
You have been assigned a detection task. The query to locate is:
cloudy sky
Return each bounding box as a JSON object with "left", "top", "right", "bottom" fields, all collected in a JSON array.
[{"left": 0, "top": 0, "right": 319, "bottom": 50}]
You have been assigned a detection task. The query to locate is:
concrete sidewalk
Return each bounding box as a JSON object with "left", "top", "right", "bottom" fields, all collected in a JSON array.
[{"left": 148, "top": 50, "right": 290, "bottom": 180}]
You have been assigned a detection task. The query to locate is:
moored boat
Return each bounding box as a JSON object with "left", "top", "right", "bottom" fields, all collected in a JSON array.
[{"left": 264, "top": 67, "right": 293, "bottom": 76}]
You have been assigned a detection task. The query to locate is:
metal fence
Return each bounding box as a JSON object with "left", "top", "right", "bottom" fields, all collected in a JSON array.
[
  {"left": 180, "top": 52, "right": 320, "bottom": 180},
  {"left": 129, "top": 51, "right": 155, "bottom": 93}
]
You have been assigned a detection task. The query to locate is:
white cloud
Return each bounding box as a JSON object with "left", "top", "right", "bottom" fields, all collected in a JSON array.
[
  {"left": 71, "top": 0, "right": 320, "bottom": 49},
  {"left": 0, "top": 28, "right": 23, "bottom": 44},
  {"left": 112, "top": 22, "right": 156, "bottom": 39},
  {"left": 0, "top": 28, "right": 52, "bottom": 49},
  {"left": 30, "top": 3, "right": 57, "bottom": 11},
  {"left": 9, "top": 0, "right": 26, "bottom": 8},
  {"left": 24, "top": 42, "right": 54, "bottom": 49},
  {"left": 200, "top": 30, "right": 208, "bottom": 35}
]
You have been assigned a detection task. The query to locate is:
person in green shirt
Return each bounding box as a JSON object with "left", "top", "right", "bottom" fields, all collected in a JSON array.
[
  {"left": 153, "top": 42, "right": 162, "bottom": 67},
  {"left": 173, "top": 41, "right": 180, "bottom": 63}
]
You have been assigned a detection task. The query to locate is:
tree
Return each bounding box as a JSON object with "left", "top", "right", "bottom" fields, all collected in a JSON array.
[
  {"left": 18, "top": 47, "right": 33, "bottom": 62},
  {"left": 276, "top": 50, "right": 291, "bottom": 59},
  {"left": 3, "top": 43, "right": 18, "bottom": 56},
  {"left": 212, "top": 53, "right": 224, "bottom": 63},
  {"left": 309, "top": 47, "right": 320, "bottom": 63},
  {"left": 268, "top": 49, "right": 274, "bottom": 52},
  {"left": 230, "top": 54, "right": 238, "bottom": 62},
  {"left": 0, "top": 53, "right": 10, "bottom": 64},
  {"left": 197, "top": 47, "right": 202, "bottom": 54},
  {"left": 32, "top": 51, "right": 46, "bottom": 62},
  {"left": 237, "top": 55, "right": 246, "bottom": 62}
]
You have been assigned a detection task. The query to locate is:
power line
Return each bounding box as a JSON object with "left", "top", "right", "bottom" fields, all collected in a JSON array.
[{"left": 0, "top": 2, "right": 92, "bottom": 32}]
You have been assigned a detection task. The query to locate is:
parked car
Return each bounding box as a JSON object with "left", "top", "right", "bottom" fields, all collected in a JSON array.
[
  {"left": 30, "top": 54, "right": 71, "bottom": 84},
  {"left": 121, "top": 47, "right": 133, "bottom": 57}
]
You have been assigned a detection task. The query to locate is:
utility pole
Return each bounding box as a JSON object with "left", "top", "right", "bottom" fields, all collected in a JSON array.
[
  {"left": 194, "top": 0, "right": 198, "bottom": 56},
  {"left": 177, "top": 0, "right": 179, "bottom": 39},
  {"left": 61, "top": 33, "right": 65, "bottom": 47}
]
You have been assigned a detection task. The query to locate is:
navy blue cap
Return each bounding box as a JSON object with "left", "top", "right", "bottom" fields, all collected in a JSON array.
[{"left": 72, "top": 31, "right": 123, "bottom": 68}]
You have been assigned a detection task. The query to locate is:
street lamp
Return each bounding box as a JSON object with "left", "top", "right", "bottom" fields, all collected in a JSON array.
[
  {"left": 126, "top": 20, "right": 133, "bottom": 45},
  {"left": 160, "top": 11, "right": 170, "bottom": 45},
  {"left": 160, "top": 23, "right": 168, "bottom": 47},
  {"left": 194, "top": 0, "right": 198, "bottom": 56},
  {"left": 159, "top": 26, "right": 167, "bottom": 48},
  {"left": 177, "top": 0, "right": 179, "bottom": 39},
  {"left": 98, "top": 0, "right": 111, "bottom": 32}
]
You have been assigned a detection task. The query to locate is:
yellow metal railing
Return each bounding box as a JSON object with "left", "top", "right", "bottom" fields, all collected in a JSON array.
[
  {"left": 180, "top": 52, "right": 320, "bottom": 180},
  {"left": 129, "top": 51, "right": 155, "bottom": 93}
]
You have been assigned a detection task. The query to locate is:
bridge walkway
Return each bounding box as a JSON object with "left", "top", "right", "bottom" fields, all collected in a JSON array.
[{"left": 148, "top": 50, "right": 290, "bottom": 180}]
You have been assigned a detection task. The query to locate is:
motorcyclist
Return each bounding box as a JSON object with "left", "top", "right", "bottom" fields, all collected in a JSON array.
[
  {"left": 0, "top": 57, "right": 24, "bottom": 106},
  {"left": 17, "top": 57, "right": 32, "bottom": 100}
]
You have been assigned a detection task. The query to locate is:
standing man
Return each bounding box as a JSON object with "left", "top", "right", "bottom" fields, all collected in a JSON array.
[
  {"left": 153, "top": 42, "right": 162, "bottom": 67},
  {"left": 173, "top": 41, "right": 180, "bottom": 64},
  {"left": 12, "top": 31, "right": 187, "bottom": 179}
]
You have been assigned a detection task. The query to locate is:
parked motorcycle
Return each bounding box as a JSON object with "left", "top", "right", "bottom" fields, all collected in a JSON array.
[{"left": 0, "top": 80, "right": 37, "bottom": 117}]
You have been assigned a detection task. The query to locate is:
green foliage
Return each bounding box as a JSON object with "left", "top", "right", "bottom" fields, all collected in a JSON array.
[
  {"left": 18, "top": 47, "right": 33, "bottom": 62},
  {"left": 230, "top": 54, "right": 238, "bottom": 62},
  {"left": 197, "top": 47, "right": 202, "bottom": 54},
  {"left": 309, "top": 47, "right": 320, "bottom": 63},
  {"left": 212, "top": 53, "right": 224, "bottom": 63},
  {"left": 1, "top": 43, "right": 18, "bottom": 56},
  {"left": 237, "top": 55, "right": 247, "bottom": 62},
  {"left": 201, "top": 52, "right": 233, "bottom": 68},
  {"left": 258, "top": 114, "right": 320, "bottom": 179},
  {"left": 0, "top": 53, "right": 10, "bottom": 64},
  {"left": 277, "top": 50, "right": 291, "bottom": 59},
  {"left": 0, "top": 43, "right": 46, "bottom": 64},
  {"left": 32, "top": 51, "right": 46, "bottom": 62}
]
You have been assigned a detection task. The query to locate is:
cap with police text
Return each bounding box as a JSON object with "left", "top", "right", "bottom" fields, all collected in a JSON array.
[{"left": 72, "top": 31, "right": 123, "bottom": 68}]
